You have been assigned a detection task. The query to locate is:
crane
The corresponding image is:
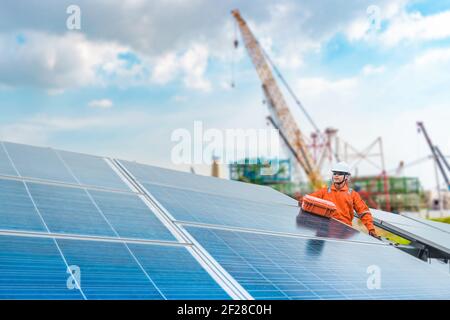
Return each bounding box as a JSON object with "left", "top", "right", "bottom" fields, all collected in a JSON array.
[
  {"left": 417, "top": 121, "right": 450, "bottom": 190},
  {"left": 231, "top": 9, "right": 324, "bottom": 189}
]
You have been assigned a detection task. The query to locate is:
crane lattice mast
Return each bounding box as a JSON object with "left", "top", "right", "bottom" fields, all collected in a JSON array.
[{"left": 231, "top": 9, "right": 323, "bottom": 189}]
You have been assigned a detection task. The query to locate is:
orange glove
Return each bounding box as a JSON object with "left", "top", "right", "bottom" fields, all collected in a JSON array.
[{"left": 369, "top": 229, "right": 381, "bottom": 239}]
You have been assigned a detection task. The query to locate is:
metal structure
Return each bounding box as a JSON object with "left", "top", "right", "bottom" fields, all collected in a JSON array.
[
  {"left": 417, "top": 121, "right": 450, "bottom": 190},
  {"left": 231, "top": 9, "right": 323, "bottom": 189}
]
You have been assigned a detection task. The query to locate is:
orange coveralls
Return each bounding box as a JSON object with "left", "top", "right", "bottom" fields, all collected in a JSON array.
[{"left": 309, "top": 183, "right": 376, "bottom": 233}]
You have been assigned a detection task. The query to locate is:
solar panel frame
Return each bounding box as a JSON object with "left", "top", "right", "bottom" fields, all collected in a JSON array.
[
  {"left": 405, "top": 214, "right": 450, "bottom": 234},
  {"left": 371, "top": 209, "right": 450, "bottom": 255}
]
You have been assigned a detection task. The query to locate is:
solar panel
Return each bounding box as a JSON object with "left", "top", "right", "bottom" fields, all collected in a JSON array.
[
  {"left": 27, "top": 182, "right": 118, "bottom": 237},
  {"left": 23, "top": 181, "right": 178, "bottom": 242},
  {"left": 405, "top": 214, "right": 450, "bottom": 234},
  {"left": 0, "top": 179, "right": 46, "bottom": 232},
  {"left": 0, "top": 234, "right": 231, "bottom": 300},
  {"left": 127, "top": 243, "right": 231, "bottom": 299},
  {"left": 88, "top": 190, "right": 176, "bottom": 241},
  {"left": 0, "top": 142, "right": 18, "bottom": 177},
  {"left": 3, "top": 142, "right": 77, "bottom": 184},
  {"left": 119, "top": 160, "right": 296, "bottom": 205},
  {"left": 2, "top": 140, "right": 450, "bottom": 300},
  {"left": 371, "top": 209, "right": 450, "bottom": 255},
  {"left": 185, "top": 225, "right": 450, "bottom": 300},
  {"left": 56, "top": 150, "right": 130, "bottom": 191},
  {"left": 142, "top": 182, "right": 379, "bottom": 244},
  {"left": 0, "top": 235, "right": 84, "bottom": 299}
]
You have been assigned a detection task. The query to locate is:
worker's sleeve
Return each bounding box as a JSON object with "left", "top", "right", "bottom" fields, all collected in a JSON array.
[
  {"left": 309, "top": 188, "right": 325, "bottom": 199},
  {"left": 352, "top": 191, "right": 375, "bottom": 232}
]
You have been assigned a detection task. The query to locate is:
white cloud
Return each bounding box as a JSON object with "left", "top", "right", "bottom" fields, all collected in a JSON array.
[
  {"left": 150, "top": 43, "right": 211, "bottom": 91},
  {"left": 346, "top": 5, "right": 450, "bottom": 46},
  {"left": 180, "top": 44, "right": 211, "bottom": 91},
  {"left": 88, "top": 99, "right": 113, "bottom": 109},
  {"left": 380, "top": 10, "right": 450, "bottom": 46},
  {"left": 0, "top": 31, "right": 129, "bottom": 90},
  {"left": 362, "top": 64, "right": 386, "bottom": 76},
  {"left": 151, "top": 52, "right": 178, "bottom": 84},
  {"left": 413, "top": 47, "right": 450, "bottom": 67}
]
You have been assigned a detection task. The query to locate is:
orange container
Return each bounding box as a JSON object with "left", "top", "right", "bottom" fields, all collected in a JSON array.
[{"left": 301, "top": 195, "right": 337, "bottom": 218}]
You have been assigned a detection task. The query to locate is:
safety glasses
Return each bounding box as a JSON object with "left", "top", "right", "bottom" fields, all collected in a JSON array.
[{"left": 332, "top": 171, "right": 347, "bottom": 176}]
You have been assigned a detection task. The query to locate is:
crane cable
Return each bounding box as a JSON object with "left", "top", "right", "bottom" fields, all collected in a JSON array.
[
  {"left": 231, "top": 19, "right": 238, "bottom": 88},
  {"left": 259, "top": 45, "right": 321, "bottom": 133}
]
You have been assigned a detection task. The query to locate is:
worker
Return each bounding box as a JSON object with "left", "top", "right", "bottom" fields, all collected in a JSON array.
[{"left": 309, "top": 161, "right": 379, "bottom": 238}]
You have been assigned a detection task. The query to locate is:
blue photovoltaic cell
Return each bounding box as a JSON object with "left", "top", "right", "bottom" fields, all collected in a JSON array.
[
  {"left": 0, "top": 143, "right": 17, "bottom": 176},
  {"left": 56, "top": 239, "right": 231, "bottom": 300},
  {"left": 144, "top": 182, "right": 379, "bottom": 244},
  {"left": 127, "top": 243, "right": 231, "bottom": 300},
  {"left": 3, "top": 142, "right": 76, "bottom": 184},
  {"left": 26, "top": 182, "right": 116, "bottom": 237},
  {"left": 56, "top": 239, "right": 163, "bottom": 299},
  {"left": 88, "top": 190, "right": 177, "bottom": 241},
  {"left": 0, "top": 235, "right": 83, "bottom": 299},
  {"left": 57, "top": 150, "right": 130, "bottom": 191},
  {"left": 186, "top": 226, "right": 450, "bottom": 300},
  {"left": 0, "top": 179, "right": 46, "bottom": 232},
  {"left": 120, "top": 160, "right": 296, "bottom": 205}
]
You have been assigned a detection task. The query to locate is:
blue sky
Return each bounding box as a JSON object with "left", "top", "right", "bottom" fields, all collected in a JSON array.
[{"left": 0, "top": 0, "right": 449, "bottom": 191}]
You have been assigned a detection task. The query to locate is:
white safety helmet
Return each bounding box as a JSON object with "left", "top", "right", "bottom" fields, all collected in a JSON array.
[{"left": 331, "top": 161, "right": 351, "bottom": 176}]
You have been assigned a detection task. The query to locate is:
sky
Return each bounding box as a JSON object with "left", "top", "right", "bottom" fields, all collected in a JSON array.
[{"left": 0, "top": 0, "right": 449, "bottom": 191}]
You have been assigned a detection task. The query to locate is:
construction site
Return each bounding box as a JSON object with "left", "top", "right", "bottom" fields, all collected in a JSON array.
[
  {"left": 0, "top": 1, "right": 449, "bottom": 303},
  {"left": 225, "top": 10, "right": 450, "bottom": 219}
]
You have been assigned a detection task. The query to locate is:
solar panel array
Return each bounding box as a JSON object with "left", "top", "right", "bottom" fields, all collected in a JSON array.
[
  {"left": 0, "top": 141, "right": 230, "bottom": 300},
  {"left": 1, "top": 141, "right": 450, "bottom": 300}
]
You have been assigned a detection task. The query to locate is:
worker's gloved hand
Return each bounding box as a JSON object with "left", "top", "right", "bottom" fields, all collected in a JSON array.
[{"left": 369, "top": 229, "right": 381, "bottom": 240}]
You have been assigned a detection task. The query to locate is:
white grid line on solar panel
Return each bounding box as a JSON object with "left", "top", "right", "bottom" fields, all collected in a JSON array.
[
  {"left": 185, "top": 226, "right": 450, "bottom": 300},
  {"left": 176, "top": 220, "right": 390, "bottom": 247},
  {"left": 177, "top": 224, "right": 254, "bottom": 300},
  {"left": 19, "top": 175, "right": 87, "bottom": 299},
  {"left": 188, "top": 228, "right": 358, "bottom": 300},
  {"left": 0, "top": 178, "right": 181, "bottom": 243},
  {"left": 0, "top": 172, "right": 138, "bottom": 195},
  {"left": 0, "top": 141, "right": 133, "bottom": 194},
  {"left": 114, "top": 159, "right": 250, "bottom": 299},
  {"left": 138, "top": 181, "right": 381, "bottom": 245},
  {"left": 117, "top": 159, "right": 297, "bottom": 206},
  {"left": 58, "top": 155, "right": 168, "bottom": 300},
  {"left": 108, "top": 158, "right": 192, "bottom": 245},
  {"left": 0, "top": 228, "right": 192, "bottom": 247},
  {"left": 0, "top": 234, "right": 231, "bottom": 300}
]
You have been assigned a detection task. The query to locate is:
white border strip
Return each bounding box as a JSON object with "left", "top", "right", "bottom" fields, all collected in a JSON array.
[
  {"left": 175, "top": 220, "right": 391, "bottom": 247},
  {"left": 106, "top": 158, "right": 190, "bottom": 244},
  {"left": 114, "top": 159, "right": 251, "bottom": 300},
  {"left": 0, "top": 229, "right": 191, "bottom": 247}
]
